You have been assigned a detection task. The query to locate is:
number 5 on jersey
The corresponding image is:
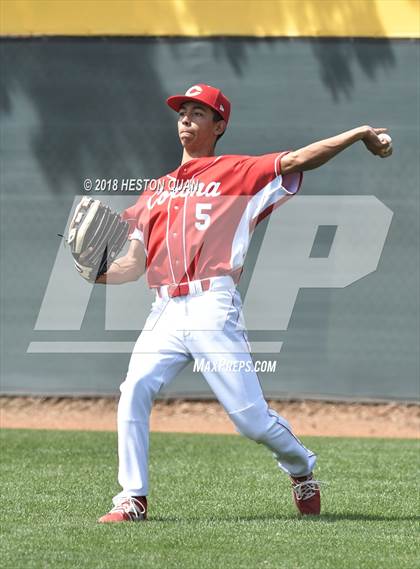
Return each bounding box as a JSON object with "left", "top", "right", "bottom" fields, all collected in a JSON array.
[{"left": 195, "top": 203, "right": 212, "bottom": 230}]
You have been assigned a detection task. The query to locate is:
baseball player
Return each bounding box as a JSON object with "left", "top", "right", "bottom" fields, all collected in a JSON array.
[{"left": 95, "top": 84, "right": 391, "bottom": 522}]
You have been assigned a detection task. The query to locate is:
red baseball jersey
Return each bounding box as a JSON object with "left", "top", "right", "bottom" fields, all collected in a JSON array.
[{"left": 122, "top": 153, "right": 302, "bottom": 288}]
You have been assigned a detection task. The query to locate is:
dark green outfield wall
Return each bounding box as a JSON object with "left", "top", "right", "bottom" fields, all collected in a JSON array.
[{"left": 0, "top": 38, "right": 418, "bottom": 400}]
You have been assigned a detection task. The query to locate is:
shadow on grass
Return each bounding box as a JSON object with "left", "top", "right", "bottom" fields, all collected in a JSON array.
[
  {"left": 305, "top": 513, "right": 420, "bottom": 523},
  {"left": 149, "top": 512, "right": 420, "bottom": 524}
]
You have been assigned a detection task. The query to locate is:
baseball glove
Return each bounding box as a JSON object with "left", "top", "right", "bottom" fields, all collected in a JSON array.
[{"left": 67, "top": 197, "right": 129, "bottom": 283}]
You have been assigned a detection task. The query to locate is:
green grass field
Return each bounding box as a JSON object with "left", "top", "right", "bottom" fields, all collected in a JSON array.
[{"left": 1, "top": 429, "right": 418, "bottom": 569}]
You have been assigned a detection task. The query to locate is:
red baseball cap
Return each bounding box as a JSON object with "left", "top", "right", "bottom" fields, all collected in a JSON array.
[{"left": 166, "top": 84, "right": 231, "bottom": 124}]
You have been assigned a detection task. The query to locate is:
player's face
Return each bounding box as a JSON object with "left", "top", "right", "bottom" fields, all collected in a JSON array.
[{"left": 177, "top": 102, "right": 224, "bottom": 150}]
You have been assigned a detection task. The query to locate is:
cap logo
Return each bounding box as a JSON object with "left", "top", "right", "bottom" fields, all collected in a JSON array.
[
  {"left": 219, "top": 104, "right": 224, "bottom": 112},
  {"left": 185, "top": 85, "right": 203, "bottom": 97}
]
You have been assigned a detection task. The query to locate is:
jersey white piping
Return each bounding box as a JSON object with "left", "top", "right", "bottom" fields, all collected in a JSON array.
[
  {"left": 182, "top": 190, "right": 191, "bottom": 283},
  {"left": 275, "top": 153, "right": 301, "bottom": 194},
  {"left": 177, "top": 163, "right": 220, "bottom": 284},
  {"left": 129, "top": 227, "right": 144, "bottom": 244},
  {"left": 128, "top": 227, "right": 148, "bottom": 258},
  {"left": 230, "top": 175, "right": 291, "bottom": 270},
  {"left": 274, "top": 154, "right": 283, "bottom": 178},
  {"left": 166, "top": 192, "right": 177, "bottom": 285}
]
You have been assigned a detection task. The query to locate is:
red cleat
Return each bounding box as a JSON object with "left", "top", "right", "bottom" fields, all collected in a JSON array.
[
  {"left": 290, "top": 473, "right": 321, "bottom": 516},
  {"left": 98, "top": 496, "right": 147, "bottom": 523}
]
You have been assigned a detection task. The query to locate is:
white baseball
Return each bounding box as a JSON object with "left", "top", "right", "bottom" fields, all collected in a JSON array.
[{"left": 378, "top": 133, "right": 393, "bottom": 157}]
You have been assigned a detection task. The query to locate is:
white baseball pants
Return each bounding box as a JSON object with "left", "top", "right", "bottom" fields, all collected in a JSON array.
[{"left": 114, "top": 281, "right": 316, "bottom": 500}]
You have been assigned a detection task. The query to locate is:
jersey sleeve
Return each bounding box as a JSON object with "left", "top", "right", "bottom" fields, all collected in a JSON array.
[
  {"left": 121, "top": 195, "right": 146, "bottom": 245},
  {"left": 234, "top": 152, "right": 303, "bottom": 226},
  {"left": 235, "top": 152, "right": 302, "bottom": 195}
]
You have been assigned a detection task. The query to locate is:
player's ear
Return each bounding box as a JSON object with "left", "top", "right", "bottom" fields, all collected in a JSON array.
[{"left": 214, "top": 120, "right": 226, "bottom": 136}]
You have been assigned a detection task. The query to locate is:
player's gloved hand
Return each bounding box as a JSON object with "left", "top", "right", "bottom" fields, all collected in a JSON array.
[
  {"left": 67, "top": 197, "right": 129, "bottom": 283},
  {"left": 361, "top": 126, "right": 389, "bottom": 156}
]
